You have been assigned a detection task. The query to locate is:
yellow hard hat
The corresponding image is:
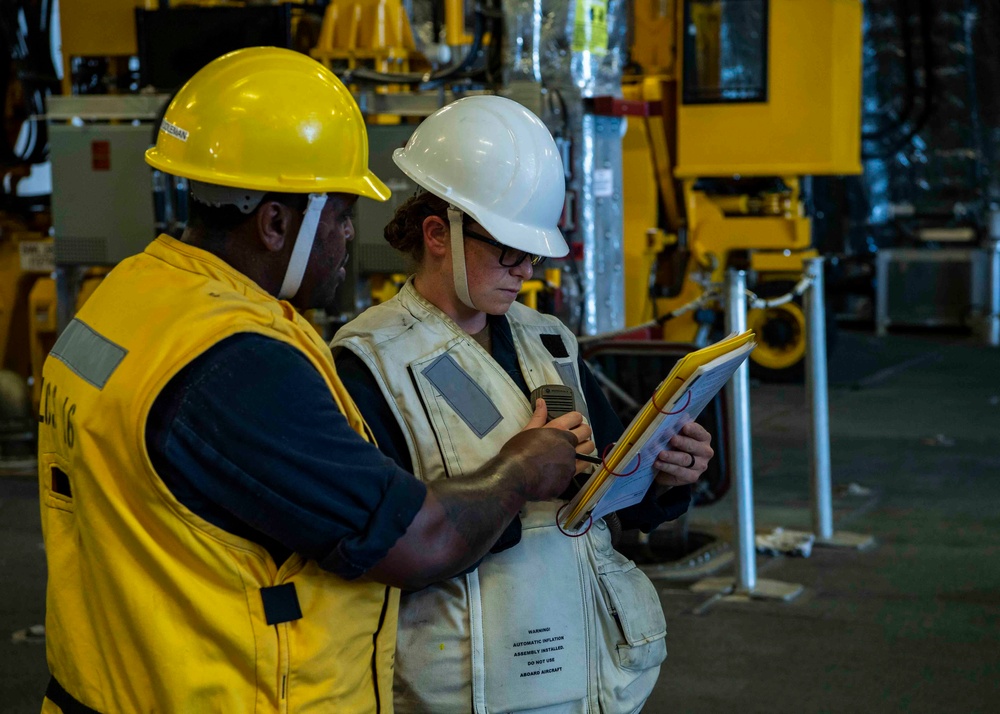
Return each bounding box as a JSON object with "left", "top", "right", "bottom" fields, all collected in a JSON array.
[{"left": 145, "top": 47, "right": 389, "bottom": 201}]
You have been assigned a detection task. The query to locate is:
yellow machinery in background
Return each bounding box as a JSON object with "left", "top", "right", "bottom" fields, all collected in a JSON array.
[
  {"left": 1, "top": 0, "right": 414, "bottom": 418},
  {"left": 0, "top": 208, "right": 54, "bottom": 472},
  {"left": 57, "top": 0, "right": 326, "bottom": 93},
  {"left": 57, "top": 0, "right": 140, "bottom": 94},
  {"left": 0, "top": 216, "right": 53, "bottom": 404},
  {"left": 311, "top": 0, "right": 421, "bottom": 74},
  {"left": 622, "top": 0, "right": 862, "bottom": 379},
  {"left": 5, "top": 0, "right": 863, "bottom": 407},
  {"left": 0, "top": 0, "right": 309, "bottom": 435},
  {"left": 0, "top": 211, "right": 108, "bottom": 415}
]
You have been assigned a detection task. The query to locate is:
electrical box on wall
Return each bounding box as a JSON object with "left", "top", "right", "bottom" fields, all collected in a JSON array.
[{"left": 48, "top": 95, "right": 167, "bottom": 265}]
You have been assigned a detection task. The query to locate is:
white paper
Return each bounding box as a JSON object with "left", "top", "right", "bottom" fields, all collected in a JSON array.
[{"left": 582, "top": 343, "right": 754, "bottom": 523}]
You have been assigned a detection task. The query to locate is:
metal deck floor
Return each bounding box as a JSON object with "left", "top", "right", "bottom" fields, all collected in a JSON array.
[{"left": 647, "top": 331, "right": 1000, "bottom": 713}]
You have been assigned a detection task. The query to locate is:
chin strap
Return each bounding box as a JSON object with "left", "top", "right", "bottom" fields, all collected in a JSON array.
[
  {"left": 448, "top": 205, "right": 478, "bottom": 311},
  {"left": 279, "top": 193, "right": 328, "bottom": 300}
]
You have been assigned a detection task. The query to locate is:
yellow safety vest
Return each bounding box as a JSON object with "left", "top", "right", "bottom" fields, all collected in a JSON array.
[{"left": 38, "top": 235, "right": 399, "bottom": 713}]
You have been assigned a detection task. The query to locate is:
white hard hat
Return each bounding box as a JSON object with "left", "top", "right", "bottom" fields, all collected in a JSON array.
[{"left": 393, "top": 95, "right": 569, "bottom": 259}]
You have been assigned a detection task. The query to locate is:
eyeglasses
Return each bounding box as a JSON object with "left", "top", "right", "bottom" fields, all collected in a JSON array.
[{"left": 464, "top": 228, "right": 546, "bottom": 268}]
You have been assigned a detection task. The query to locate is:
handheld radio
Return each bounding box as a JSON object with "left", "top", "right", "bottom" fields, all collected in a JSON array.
[
  {"left": 529, "top": 384, "right": 576, "bottom": 419},
  {"left": 530, "top": 384, "right": 603, "bottom": 465}
]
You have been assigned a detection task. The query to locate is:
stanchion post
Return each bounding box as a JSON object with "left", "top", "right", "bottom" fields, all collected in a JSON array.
[
  {"left": 804, "top": 258, "right": 834, "bottom": 540},
  {"left": 986, "top": 239, "right": 1000, "bottom": 348},
  {"left": 803, "top": 259, "right": 875, "bottom": 551},
  {"left": 691, "top": 270, "right": 802, "bottom": 603},
  {"left": 725, "top": 269, "right": 757, "bottom": 594}
]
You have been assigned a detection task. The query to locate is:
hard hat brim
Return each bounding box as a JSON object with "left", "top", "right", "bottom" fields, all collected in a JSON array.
[
  {"left": 474, "top": 211, "right": 570, "bottom": 259},
  {"left": 145, "top": 148, "right": 391, "bottom": 202},
  {"left": 393, "top": 151, "right": 568, "bottom": 258}
]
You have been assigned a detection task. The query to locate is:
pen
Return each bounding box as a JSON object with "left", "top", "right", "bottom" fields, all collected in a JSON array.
[{"left": 576, "top": 453, "right": 605, "bottom": 466}]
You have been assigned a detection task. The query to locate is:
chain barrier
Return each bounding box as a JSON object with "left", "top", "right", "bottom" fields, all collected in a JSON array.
[
  {"left": 656, "top": 288, "right": 723, "bottom": 323},
  {"left": 745, "top": 273, "right": 814, "bottom": 310},
  {"left": 576, "top": 290, "right": 720, "bottom": 345},
  {"left": 577, "top": 273, "right": 813, "bottom": 346}
]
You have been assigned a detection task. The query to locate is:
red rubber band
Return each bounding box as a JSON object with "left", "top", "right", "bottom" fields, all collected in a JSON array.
[
  {"left": 600, "top": 442, "right": 641, "bottom": 478},
  {"left": 653, "top": 388, "right": 692, "bottom": 416},
  {"left": 556, "top": 502, "right": 593, "bottom": 537}
]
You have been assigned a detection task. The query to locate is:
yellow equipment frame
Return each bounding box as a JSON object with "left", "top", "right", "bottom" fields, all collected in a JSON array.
[
  {"left": 676, "top": 0, "right": 863, "bottom": 178},
  {"left": 623, "top": 0, "right": 862, "bottom": 375}
]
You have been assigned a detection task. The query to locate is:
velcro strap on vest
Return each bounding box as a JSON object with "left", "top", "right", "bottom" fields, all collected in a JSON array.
[
  {"left": 46, "top": 676, "right": 102, "bottom": 714},
  {"left": 260, "top": 583, "right": 303, "bottom": 625},
  {"left": 420, "top": 353, "right": 502, "bottom": 438}
]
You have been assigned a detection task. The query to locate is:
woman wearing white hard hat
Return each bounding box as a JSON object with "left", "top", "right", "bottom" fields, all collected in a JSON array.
[{"left": 333, "top": 95, "right": 714, "bottom": 713}]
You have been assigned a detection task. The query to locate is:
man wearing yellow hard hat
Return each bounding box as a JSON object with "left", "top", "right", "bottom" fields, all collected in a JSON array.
[{"left": 37, "top": 47, "right": 587, "bottom": 713}]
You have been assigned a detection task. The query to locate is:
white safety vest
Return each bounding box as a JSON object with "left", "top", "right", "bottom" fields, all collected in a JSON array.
[{"left": 334, "top": 278, "right": 667, "bottom": 714}]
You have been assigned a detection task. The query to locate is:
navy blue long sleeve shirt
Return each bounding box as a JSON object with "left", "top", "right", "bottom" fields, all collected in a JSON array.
[{"left": 145, "top": 332, "right": 427, "bottom": 578}]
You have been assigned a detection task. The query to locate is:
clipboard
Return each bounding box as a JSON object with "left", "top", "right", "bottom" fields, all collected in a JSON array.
[{"left": 560, "top": 330, "right": 756, "bottom": 531}]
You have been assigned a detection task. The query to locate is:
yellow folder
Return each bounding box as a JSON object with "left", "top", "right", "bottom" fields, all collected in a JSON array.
[{"left": 561, "top": 330, "right": 756, "bottom": 531}]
